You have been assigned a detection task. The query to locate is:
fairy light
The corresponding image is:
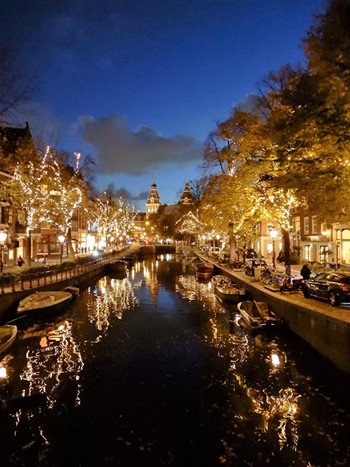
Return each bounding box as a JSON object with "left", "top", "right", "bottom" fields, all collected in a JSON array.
[{"left": 74, "top": 152, "right": 81, "bottom": 172}]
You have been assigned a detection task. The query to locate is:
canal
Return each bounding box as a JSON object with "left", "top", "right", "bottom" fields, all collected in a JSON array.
[{"left": 0, "top": 254, "right": 350, "bottom": 466}]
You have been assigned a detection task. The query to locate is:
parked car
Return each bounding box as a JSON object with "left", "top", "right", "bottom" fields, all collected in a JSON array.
[
  {"left": 244, "top": 259, "right": 267, "bottom": 277},
  {"left": 301, "top": 271, "right": 350, "bottom": 306}
]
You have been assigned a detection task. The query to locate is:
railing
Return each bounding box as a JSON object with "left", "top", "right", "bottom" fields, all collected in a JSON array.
[{"left": 0, "top": 254, "right": 119, "bottom": 295}]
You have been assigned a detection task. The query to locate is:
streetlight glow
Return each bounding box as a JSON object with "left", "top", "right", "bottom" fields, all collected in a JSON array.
[{"left": 58, "top": 235, "right": 65, "bottom": 264}]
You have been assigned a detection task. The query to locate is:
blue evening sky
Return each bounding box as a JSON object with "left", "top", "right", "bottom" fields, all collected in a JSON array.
[{"left": 1, "top": 0, "right": 326, "bottom": 210}]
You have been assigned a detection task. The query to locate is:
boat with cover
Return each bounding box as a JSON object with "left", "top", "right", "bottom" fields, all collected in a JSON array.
[
  {"left": 237, "top": 300, "right": 282, "bottom": 331},
  {"left": 0, "top": 325, "right": 17, "bottom": 355},
  {"left": 214, "top": 280, "right": 246, "bottom": 303},
  {"left": 17, "top": 286, "right": 79, "bottom": 316}
]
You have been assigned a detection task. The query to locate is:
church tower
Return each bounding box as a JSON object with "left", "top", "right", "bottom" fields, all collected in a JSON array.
[
  {"left": 179, "top": 181, "right": 194, "bottom": 205},
  {"left": 146, "top": 182, "right": 161, "bottom": 218}
]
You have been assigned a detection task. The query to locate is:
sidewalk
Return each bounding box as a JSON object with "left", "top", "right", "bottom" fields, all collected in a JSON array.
[{"left": 0, "top": 246, "right": 139, "bottom": 296}]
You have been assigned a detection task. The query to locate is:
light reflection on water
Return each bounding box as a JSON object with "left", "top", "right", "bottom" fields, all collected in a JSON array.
[
  {"left": 177, "top": 273, "right": 300, "bottom": 456},
  {"left": 0, "top": 255, "right": 349, "bottom": 466}
]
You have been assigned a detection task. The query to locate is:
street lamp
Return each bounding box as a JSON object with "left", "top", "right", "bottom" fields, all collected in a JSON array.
[
  {"left": 58, "top": 235, "right": 65, "bottom": 264},
  {"left": 0, "top": 231, "right": 7, "bottom": 273},
  {"left": 270, "top": 229, "right": 278, "bottom": 269}
]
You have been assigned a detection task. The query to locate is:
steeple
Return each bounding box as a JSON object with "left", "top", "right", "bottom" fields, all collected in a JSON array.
[
  {"left": 179, "top": 181, "right": 194, "bottom": 205},
  {"left": 146, "top": 182, "right": 161, "bottom": 218}
]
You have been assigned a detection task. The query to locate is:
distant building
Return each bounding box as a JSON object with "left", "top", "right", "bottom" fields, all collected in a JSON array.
[
  {"left": 142, "top": 181, "right": 196, "bottom": 242},
  {"left": 146, "top": 182, "right": 161, "bottom": 219},
  {"left": 179, "top": 181, "right": 195, "bottom": 205}
]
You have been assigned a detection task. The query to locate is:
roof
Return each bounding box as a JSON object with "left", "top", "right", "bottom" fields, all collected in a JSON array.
[
  {"left": 179, "top": 181, "right": 194, "bottom": 205},
  {"left": 0, "top": 122, "right": 32, "bottom": 158}
]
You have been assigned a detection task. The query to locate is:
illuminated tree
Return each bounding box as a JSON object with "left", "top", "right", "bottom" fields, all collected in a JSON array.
[
  {"left": 200, "top": 0, "right": 350, "bottom": 273},
  {"left": 175, "top": 211, "right": 205, "bottom": 243},
  {"left": 301, "top": 0, "right": 350, "bottom": 220},
  {"left": 10, "top": 144, "right": 50, "bottom": 264},
  {"left": 40, "top": 148, "right": 84, "bottom": 259},
  {"left": 90, "top": 192, "right": 137, "bottom": 249},
  {"left": 200, "top": 106, "right": 286, "bottom": 259},
  {"left": 258, "top": 64, "right": 350, "bottom": 225},
  {"left": 110, "top": 197, "right": 138, "bottom": 244}
]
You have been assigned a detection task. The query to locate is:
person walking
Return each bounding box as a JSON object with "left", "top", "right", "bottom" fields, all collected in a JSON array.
[
  {"left": 300, "top": 263, "right": 311, "bottom": 280},
  {"left": 17, "top": 256, "right": 24, "bottom": 267}
]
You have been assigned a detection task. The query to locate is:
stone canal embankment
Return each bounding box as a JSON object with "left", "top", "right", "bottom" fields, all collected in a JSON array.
[{"left": 201, "top": 254, "right": 350, "bottom": 374}]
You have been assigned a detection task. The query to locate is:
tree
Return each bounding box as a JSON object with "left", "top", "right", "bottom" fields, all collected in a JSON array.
[
  {"left": 11, "top": 142, "right": 50, "bottom": 265},
  {"left": 41, "top": 150, "right": 84, "bottom": 259},
  {"left": 305, "top": 0, "right": 350, "bottom": 89},
  {"left": 199, "top": 105, "right": 287, "bottom": 259},
  {"left": 90, "top": 192, "right": 137, "bottom": 249},
  {"left": 175, "top": 211, "right": 205, "bottom": 243},
  {"left": 0, "top": 45, "right": 35, "bottom": 123}
]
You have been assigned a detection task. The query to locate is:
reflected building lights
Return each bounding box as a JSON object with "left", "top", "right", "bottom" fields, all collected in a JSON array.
[
  {"left": 177, "top": 272, "right": 301, "bottom": 453},
  {"left": 0, "top": 366, "right": 7, "bottom": 379},
  {"left": 0, "top": 256, "right": 304, "bottom": 458},
  {"left": 87, "top": 274, "right": 139, "bottom": 332},
  {"left": 19, "top": 320, "right": 84, "bottom": 413},
  {"left": 271, "top": 352, "right": 281, "bottom": 367}
]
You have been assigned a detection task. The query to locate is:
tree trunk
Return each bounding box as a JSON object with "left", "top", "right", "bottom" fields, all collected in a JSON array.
[
  {"left": 229, "top": 236, "right": 238, "bottom": 262},
  {"left": 282, "top": 228, "right": 291, "bottom": 276},
  {"left": 26, "top": 232, "right": 32, "bottom": 267},
  {"left": 66, "top": 227, "right": 76, "bottom": 260}
]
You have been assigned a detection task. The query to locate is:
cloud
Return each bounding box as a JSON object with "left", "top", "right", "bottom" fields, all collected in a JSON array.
[
  {"left": 74, "top": 114, "right": 202, "bottom": 175},
  {"left": 117, "top": 188, "right": 149, "bottom": 203},
  {"left": 106, "top": 185, "right": 149, "bottom": 202}
]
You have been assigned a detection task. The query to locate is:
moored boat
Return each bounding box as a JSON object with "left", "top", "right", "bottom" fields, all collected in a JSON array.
[
  {"left": 0, "top": 325, "right": 17, "bottom": 356},
  {"left": 192, "top": 258, "right": 214, "bottom": 280},
  {"left": 237, "top": 300, "right": 282, "bottom": 331},
  {"left": 17, "top": 286, "right": 79, "bottom": 316},
  {"left": 211, "top": 275, "right": 231, "bottom": 286},
  {"left": 109, "top": 260, "right": 128, "bottom": 273},
  {"left": 215, "top": 281, "right": 246, "bottom": 303},
  {"left": 121, "top": 254, "right": 138, "bottom": 267}
]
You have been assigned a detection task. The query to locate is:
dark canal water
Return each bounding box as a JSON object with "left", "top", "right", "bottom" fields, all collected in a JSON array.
[{"left": 1, "top": 254, "right": 350, "bottom": 466}]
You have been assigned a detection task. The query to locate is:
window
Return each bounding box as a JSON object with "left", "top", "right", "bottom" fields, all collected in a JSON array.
[
  {"left": 292, "top": 216, "right": 300, "bottom": 233},
  {"left": 311, "top": 216, "right": 318, "bottom": 234},
  {"left": 304, "top": 244, "right": 311, "bottom": 261},
  {"left": 304, "top": 217, "right": 309, "bottom": 235}
]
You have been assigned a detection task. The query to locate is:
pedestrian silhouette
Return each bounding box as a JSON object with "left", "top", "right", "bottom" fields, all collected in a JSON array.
[{"left": 300, "top": 264, "right": 311, "bottom": 280}]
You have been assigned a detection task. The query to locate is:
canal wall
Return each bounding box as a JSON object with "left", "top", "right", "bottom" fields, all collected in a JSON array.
[
  {"left": 0, "top": 245, "right": 174, "bottom": 322},
  {"left": 0, "top": 265, "right": 106, "bottom": 323},
  {"left": 214, "top": 262, "right": 350, "bottom": 375}
]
